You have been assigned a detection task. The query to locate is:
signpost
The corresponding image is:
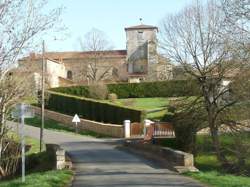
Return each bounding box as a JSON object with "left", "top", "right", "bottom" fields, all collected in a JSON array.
[
  {"left": 11, "top": 103, "right": 34, "bottom": 183},
  {"left": 72, "top": 114, "right": 80, "bottom": 133}
]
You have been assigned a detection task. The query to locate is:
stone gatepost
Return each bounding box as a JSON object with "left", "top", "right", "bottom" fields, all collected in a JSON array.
[
  {"left": 144, "top": 119, "right": 154, "bottom": 137},
  {"left": 124, "top": 120, "right": 131, "bottom": 138}
]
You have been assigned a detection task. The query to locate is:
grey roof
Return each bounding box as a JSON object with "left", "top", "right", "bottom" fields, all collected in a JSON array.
[{"left": 125, "top": 24, "right": 158, "bottom": 31}]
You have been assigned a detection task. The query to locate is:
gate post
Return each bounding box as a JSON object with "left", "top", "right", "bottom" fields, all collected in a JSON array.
[
  {"left": 144, "top": 119, "right": 154, "bottom": 137},
  {"left": 124, "top": 120, "right": 131, "bottom": 138}
]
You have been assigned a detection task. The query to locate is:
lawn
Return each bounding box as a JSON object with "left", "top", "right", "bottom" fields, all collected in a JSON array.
[
  {"left": 159, "top": 133, "right": 250, "bottom": 187},
  {"left": 106, "top": 97, "right": 176, "bottom": 120},
  {"left": 0, "top": 170, "right": 73, "bottom": 187}
]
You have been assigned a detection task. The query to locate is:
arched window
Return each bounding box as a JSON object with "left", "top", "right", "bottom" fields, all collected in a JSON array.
[{"left": 67, "top": 70, "right": 72, "bottom": 80}]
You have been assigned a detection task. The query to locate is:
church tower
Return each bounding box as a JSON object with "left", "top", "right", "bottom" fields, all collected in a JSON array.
[{"left": 125, "top": 24, "right": 158, "bottom": 75}]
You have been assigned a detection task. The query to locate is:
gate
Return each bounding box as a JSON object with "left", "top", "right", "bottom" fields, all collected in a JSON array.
[
  {"left": 130, "top": 122, "right": 174, "bottom": 138},
  {"left": 153, "top": 122, "right": 174, "bottom": 137}
]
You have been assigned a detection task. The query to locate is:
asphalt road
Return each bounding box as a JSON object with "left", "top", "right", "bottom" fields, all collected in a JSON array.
[{"left": 8, "top": 121, "right": 205, "bottom": 187}]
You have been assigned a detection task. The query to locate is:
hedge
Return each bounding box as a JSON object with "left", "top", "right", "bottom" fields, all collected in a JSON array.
[
  {"left": 50, "top": 80, "right": 200, "bottom": 99},
  {"left": 46, "top": 91, "right": 145, "bottom": 125}
]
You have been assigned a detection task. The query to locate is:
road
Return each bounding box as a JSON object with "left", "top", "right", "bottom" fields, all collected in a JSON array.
[{"left": 8, "top": 121, "right": 205, "bottom": 187}]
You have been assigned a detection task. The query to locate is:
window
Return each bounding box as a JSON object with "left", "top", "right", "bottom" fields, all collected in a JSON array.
[
  {"left": 137, "top": 31, "right": 143, "bottom": 41},
  {"left": 67, "top": 70, "right": 73, "bottom": 79}
]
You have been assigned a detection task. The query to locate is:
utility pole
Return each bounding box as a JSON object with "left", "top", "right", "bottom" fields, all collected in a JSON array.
[
  {"left": 20, "top": 104, "right": 25, "bottom": 182},
  {"left": 40, "top": 40, "right": 45, "bottom": 152}
]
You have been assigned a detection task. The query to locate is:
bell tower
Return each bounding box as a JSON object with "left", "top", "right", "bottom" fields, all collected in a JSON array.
[{"left": 125, "top": 23, "right": 158, "bottom": 74}]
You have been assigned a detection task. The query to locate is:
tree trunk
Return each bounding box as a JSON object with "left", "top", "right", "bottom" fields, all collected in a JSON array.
[{"left": 210, "top": 126, "right": 229, "bottom": 166}]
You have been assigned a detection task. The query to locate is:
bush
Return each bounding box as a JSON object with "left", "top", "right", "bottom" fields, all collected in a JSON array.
[
  {"left": 89, "top": 83, "right": 109, "bottom": 100},
  {"left": 50, "top": 79, "right": 201, "bottom": 99},
  {"left": 164, "top": 98, "right": 207, "bottom": 154},
  {"left": 46, "top": 91, "right": 145, "bottom": 124},
  {"left": 108, "top": 93, "right": 118, "bottom": 102}
]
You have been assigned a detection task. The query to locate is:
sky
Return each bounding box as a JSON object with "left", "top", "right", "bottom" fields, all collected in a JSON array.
[{"left": 45, "top": 0, "right": 194, "bottom": 52}]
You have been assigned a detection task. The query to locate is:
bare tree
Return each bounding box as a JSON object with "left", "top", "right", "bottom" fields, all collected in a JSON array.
[
  {"left": 221, "top": 0, "right": 250, "bottom": 61},
  {"left": 160, "top": 0, "right": 248, "bottom": 166},
  {"left": 79, "top": 28, "right": 115, "bottom": 84},
  {"left": 0, "top": 0, "right": 62, "bottom": 177}
]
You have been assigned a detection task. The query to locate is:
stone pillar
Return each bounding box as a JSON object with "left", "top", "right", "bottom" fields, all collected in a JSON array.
[
  {"left": 56, "top": 148, "right": 65, "bottom": 170},
  {"left": 124, "top": 120, "right": 131, "bottom": 138},
  {"left": 144, "top": 119, "right": 154, "bottom": 136}
]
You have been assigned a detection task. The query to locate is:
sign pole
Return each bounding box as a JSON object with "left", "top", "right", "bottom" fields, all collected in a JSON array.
[
  {"left": 11, "top": 103, "right": 34, "bottom": 183},
  {"left": 75, "top": 122, "right": 78, "bottom": 133},
  {"left": 21, "top": 103, "right": 25, "bottom": 182}
]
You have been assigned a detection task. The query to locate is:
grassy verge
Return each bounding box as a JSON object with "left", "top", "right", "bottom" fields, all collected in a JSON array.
[
  {"left": 0, "top": 134, "right": 73, "bottom": 187},
  {"left": 158, "top": 133, "right": 250, "bottom": 187},
  {"left": 0, "top": 169, "right": 73, "bottom": 187},
  {"left": 25, "top": 116, "right": 110, "bottom": 138}
]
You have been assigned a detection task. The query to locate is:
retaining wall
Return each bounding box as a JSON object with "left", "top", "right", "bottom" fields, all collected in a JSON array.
[{"left": 32, "top": 106, "right": 124, "bottom": 138}]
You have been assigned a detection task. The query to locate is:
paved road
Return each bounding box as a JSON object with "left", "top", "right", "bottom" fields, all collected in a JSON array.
[{"left": 8, "top": 122, "right": 205, "bottom": 187}]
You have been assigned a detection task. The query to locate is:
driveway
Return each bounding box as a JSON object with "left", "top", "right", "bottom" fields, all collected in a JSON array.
[{"left": 8, "top": 121, "right": 205, "bottom": 187}]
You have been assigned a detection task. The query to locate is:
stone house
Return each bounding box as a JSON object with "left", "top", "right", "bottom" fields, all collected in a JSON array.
[{"left": 17, "top": 24, "right": 173, "bottom": 88}]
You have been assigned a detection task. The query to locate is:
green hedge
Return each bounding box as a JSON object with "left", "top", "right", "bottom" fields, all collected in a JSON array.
[
  {"left": 46, "top": 91, "right": 145, "bottom": 124},
  {"left": 50, "top": 80, "right": 200, "bottom": 99}
]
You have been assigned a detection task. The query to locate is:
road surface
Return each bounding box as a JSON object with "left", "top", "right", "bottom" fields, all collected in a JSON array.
[{"left": 8, "top": 121, "right": 205, "bottom": 187}]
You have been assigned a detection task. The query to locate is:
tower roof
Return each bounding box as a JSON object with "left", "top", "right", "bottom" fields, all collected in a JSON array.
[{"left": 125, "top": 24, "right": 158, "bottom": 31}]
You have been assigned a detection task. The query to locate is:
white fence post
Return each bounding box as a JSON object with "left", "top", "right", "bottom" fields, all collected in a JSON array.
[{"left": 124, "top": 120, "right": 131, "bottom": 138}]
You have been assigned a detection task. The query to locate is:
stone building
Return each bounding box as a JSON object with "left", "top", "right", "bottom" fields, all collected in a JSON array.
[{"left": 17, "top": 24, "right": 173, "bottom": 88}]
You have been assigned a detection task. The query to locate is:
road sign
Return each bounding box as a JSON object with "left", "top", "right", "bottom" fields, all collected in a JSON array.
[
  {"left": 11, "top": 104, "right": 34, "bottom": 119},
  {"left": 72, "top": 114, "right": 80, "bottom": 123},
  {"left": 72, "top": 114, "right": 80, "bottom": 133}
]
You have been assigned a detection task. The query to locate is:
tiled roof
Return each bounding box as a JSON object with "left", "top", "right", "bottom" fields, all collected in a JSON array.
[
  {"left": 125, "top": 24, "right": 158, "bottom": 31},
  {"left": 20, "top": 50, "right": 127, "bottom": 61}
]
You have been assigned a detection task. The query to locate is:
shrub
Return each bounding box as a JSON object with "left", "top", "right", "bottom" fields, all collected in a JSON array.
[
  {"left": 88, "top": 83, "right": 108, "bottom": 100},
  {"left": 46, "top": 91, "right": 144, "bottom": 124},
  {"left": 108, "top": 93, "right": 118, "bottom": 102},
  {"left": 164, "top": 98, "right": 207, "bottom": 154}
]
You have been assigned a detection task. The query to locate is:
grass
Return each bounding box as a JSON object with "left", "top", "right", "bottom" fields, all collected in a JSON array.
[
  {"left": 0, "top": 169, "right": 73, "bottom": 187},
  {"left": 1, "top": 133, "right": 73, "bottom": 187},
  {"left": 25, "top": 116, "right": 110, "bottom": 138},
  {"left": 159, "top": 133, "right": 250, "bottom": 187},
  {"left": 106, "top": 97, "right": 175, "bottom": 120}
]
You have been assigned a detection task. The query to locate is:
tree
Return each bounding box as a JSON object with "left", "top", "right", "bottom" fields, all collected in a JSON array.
[
  {"left": 79, "top": 28, "right": 115, "bottom": 84},
  {"left": 0, "top": 0, "right": 62, "bottom": 177},
  {"left": 221, "top": 0, "right": 250, "bottom": 61},
  {"left": 160, "top": 0, "right": 248, "bottom": 166}
]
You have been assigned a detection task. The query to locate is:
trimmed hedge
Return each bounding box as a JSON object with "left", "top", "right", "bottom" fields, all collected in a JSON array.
[
  {"left": 46, "top": 91, "right": 145, "bottom": 125},
  {"left": 50, "top": 80, "right": 200, "bottom": 99}
]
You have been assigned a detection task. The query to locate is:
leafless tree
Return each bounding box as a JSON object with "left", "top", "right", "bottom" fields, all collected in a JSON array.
[
  {"left": 78, "top": 28, "right": 115, "bottom": 84},
  {"left": 0, "top": 0, "right": 62, "bottom": 177},
  {"left": 221, "top": 0, "right": 250, "bottom": 61},
  {"left": 160, "top": 0, "right": 248, "bottom": 166}
]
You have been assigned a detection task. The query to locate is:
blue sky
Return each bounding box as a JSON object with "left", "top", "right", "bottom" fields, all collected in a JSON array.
[{"left": 46, "top": 0, "right": 194, "bottom": 52}]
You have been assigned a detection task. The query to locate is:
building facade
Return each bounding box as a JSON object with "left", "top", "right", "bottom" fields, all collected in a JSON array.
[{"left": 17, "top": 24, "right": 173, "bottom": 88}]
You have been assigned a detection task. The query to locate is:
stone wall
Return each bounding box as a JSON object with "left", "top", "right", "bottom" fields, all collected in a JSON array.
[
  {"left": 123, "top": 142, "right": 198, "bottom": 173},
  {"left": 32, "top": 106, "right": 124, "bottom": 138}
]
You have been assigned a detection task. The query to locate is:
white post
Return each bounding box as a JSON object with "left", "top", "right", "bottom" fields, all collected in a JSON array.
[
  {"left": 20, "top": 104, "right": 25, "bottom": 182},
  {"left": 124, "top": 120, "right": 131, "bottom": 138},
  {"left": 75, "top": 122, "right": 78, "bottom": 133}
]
